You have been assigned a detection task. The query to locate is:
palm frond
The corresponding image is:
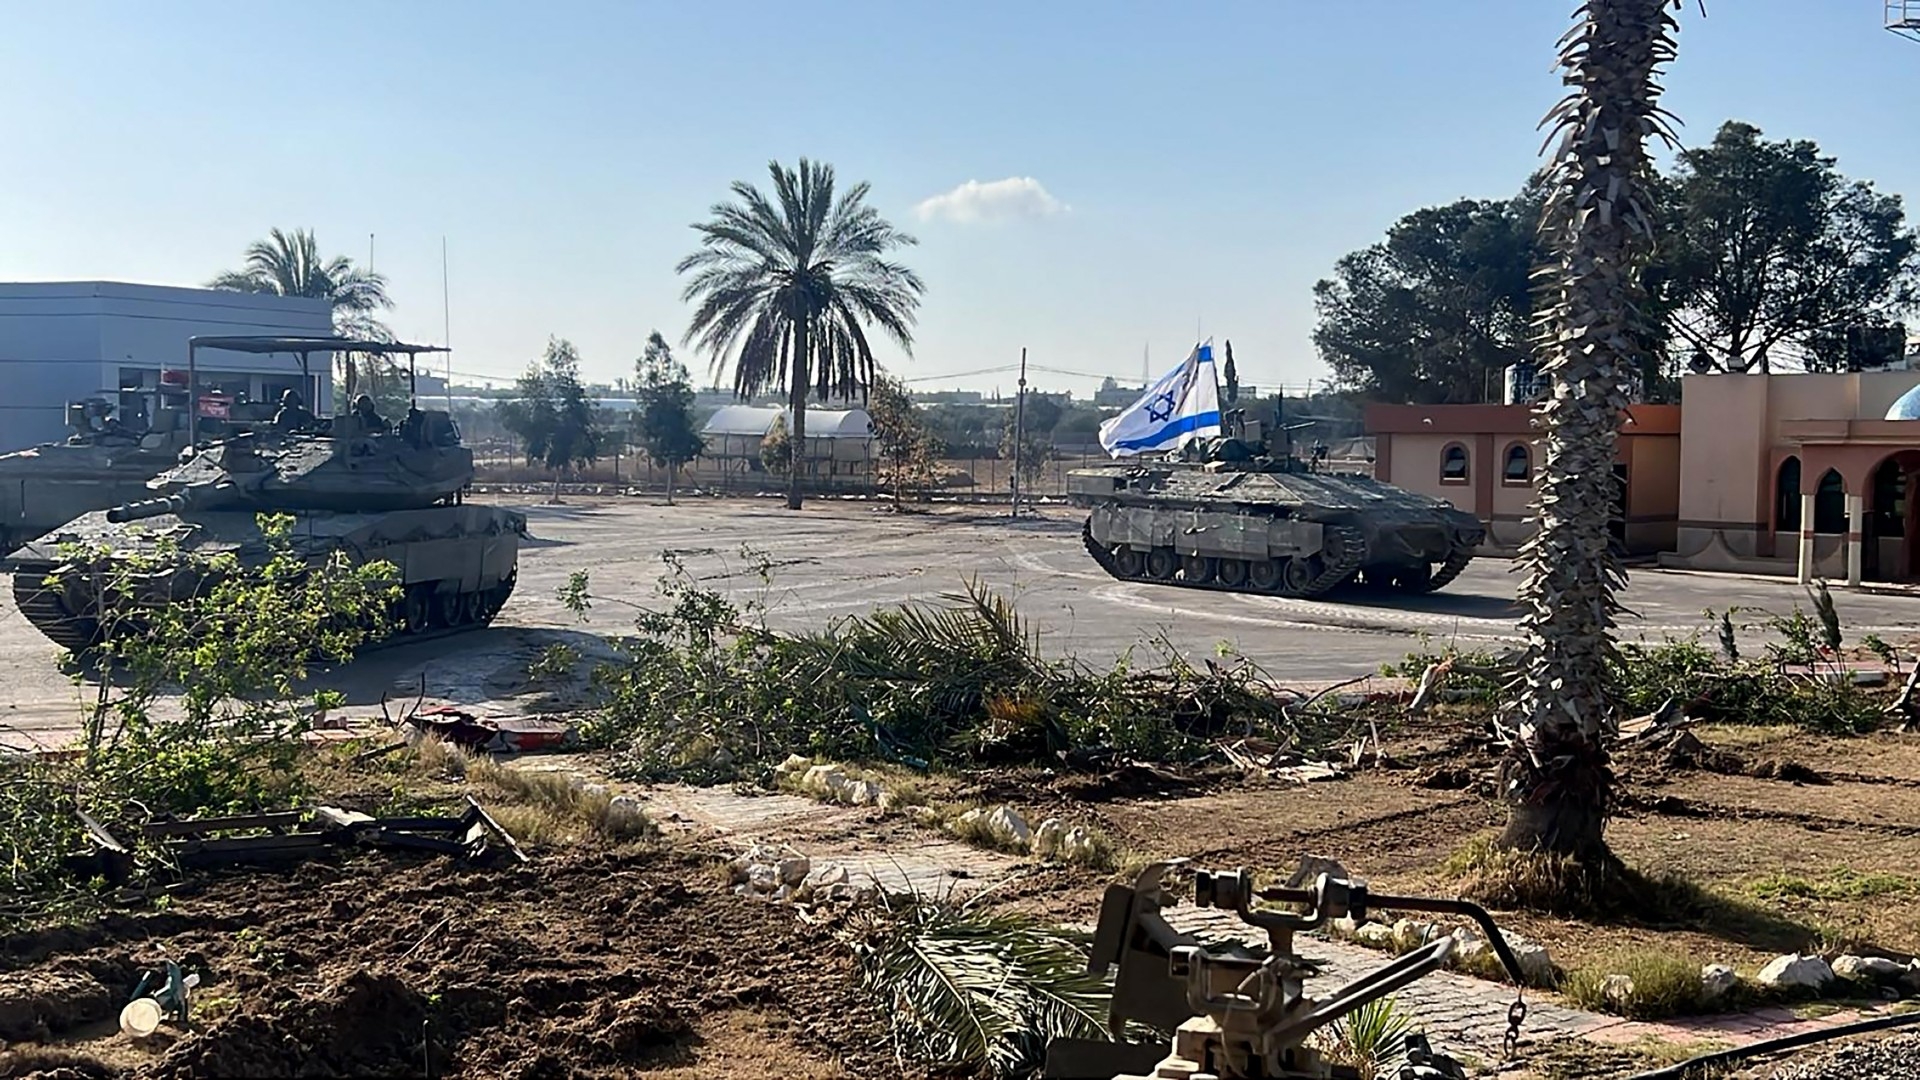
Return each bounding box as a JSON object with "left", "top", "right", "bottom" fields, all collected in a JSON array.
[{"left": 854, "top": 897, "right": 1112, "bottom": 1077}]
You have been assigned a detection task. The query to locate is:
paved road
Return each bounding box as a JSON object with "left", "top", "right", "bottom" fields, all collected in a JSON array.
[{"left": 6, "top": 496, "right": 1919, "bottom": 748}]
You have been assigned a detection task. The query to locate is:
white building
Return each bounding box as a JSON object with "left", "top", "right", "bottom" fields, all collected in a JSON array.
[
  {"left": 0, "top": 282, "right": 334, "bottom": 453},
  {"left": 701, "top": 405, "right": 874, "bottom": 478}
]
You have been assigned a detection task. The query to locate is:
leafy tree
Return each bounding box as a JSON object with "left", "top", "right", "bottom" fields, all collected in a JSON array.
[
  {"left": 1664, "top": 122, "right": 1920, "bottom": 372},
  {"left": 497, "top": 337, "right": 602, "bottom": 500},
  {"left": 1313, "top": 194, "right": 1544, "bottom": 404},
  {"left": 760, "top": 414, "right": 792, "bottom": 476},
  {"left": 207, "top": 227, "right": 396, "bottom": 405},
  {"left": 867, "top": 374, "right": 940, "bottom": 503},
  {"left": 4, "top": 514, "right": 397, "bottom": 923},
  {"left": 1501, "top": 0, "right": 1681, "bottom": 869},
  {"left": 633, "top": 331, "right": 706, "bottom": 504},
  {"left": 679, "top": 158, "right": 926, "bottom": 510}
]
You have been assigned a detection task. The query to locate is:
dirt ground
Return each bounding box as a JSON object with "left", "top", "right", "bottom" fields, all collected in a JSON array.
[
  {"left": 0, "top": 847, "right": 909, "bottom": 1080},
  {"left": 971, "top": 712, "right": 1920, "bottom": 980}
]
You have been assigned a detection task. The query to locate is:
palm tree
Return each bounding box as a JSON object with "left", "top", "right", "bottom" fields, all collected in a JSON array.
[
  {"left": 208, "top": 227, "right": 394, "bottom": 402},
  {"left": 1501, "top": 0, "right": 1682, "bottom": 865},
  {"left": 678, "top": 159, "right": 925, "bottom": 510}
]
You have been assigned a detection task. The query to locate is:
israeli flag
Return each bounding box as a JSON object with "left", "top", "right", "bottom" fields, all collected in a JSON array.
[{"left": 1098, "top": 341, "right": 1223, "bottom": 457}]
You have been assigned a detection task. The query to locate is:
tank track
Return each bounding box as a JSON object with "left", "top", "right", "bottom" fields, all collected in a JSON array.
[
  {"left": 8, "top": 566, "right": 517, "bottom": 655},
  {"left": 1080, "top": 520, "right": 1364, "bottom": 598},
  {"left": 1391, "top": 541, "right": 1477, "bottom": 594}
]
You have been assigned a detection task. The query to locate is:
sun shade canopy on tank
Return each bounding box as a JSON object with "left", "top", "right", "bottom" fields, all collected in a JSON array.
[{"left": 186, "top": 335, "right": 451, "bottom": 443}]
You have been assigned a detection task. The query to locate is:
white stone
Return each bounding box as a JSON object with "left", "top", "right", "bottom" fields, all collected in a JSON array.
[
  {"left": 747, "top": 864, "right": 778, "bottom": 892},
  {"left": 1331, "top": 916, "right": 1361, "bottom": 935},
  {"left": 1833, "top": 955, "right": 1904, "bottom": 982},
  {"left": 1061, "top": 826, "right": 1096, "bottom": 862},
  {"left": 1392, "top": 919, "right": 1438, "bottom": 950},
  {"left": 1032, "top": 818, "right": 1067, "bottom": 859},
  {"left": 582, "top": 783, "right": 610, "bottom": 797},
  {"left": 775, "top": 754, "right": 811, "bottom": 775},
  {"left": 1285, "top": 855, "right": 1350, "bottom": 889},
  {"left": 955, "top": 808, "right": 986, "bottom": 831},
  {"left": 1355, "top": 923, "right": 1398, "bottom": 948},
  {"left": 1509, "top": 939, "right": 1555, "bottom": 984},
  {"left": 800, "top": 764, "right": 847, "bottom": 797},
  {"left": 1700, "top": 963, "right": 1739, "bottom": 1003},
  {"left": 848, "top": 780, "right": 882, "bottom": 806},
  {"left": 877, "top": 791, "right": 899, "bottom": 812},
  {"left": 1757, "top": 953, "right": 1834, "bottom": 991},
  {"left": 776, "top": 856, "right": 810, "bottom": 887},
  {"left": 807, "top": 865, "right": 850, "bottom": 889},
  {"left": 1601, "top": 974, "right": 1636, "bottom": 1008},
  {"left": 984, "top": 806, "right": 1033, "bottom": 847}
]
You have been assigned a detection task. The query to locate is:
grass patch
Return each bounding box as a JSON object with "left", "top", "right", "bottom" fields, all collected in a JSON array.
[
  {"left": 1445, "top": 835, "right": 1822, "bottom": 954},
  {"left": 1563, "top": 950, "right": 1710, "bottom": 1019},
  {"left": 1747, "top": 867, "right": 1919, "bottom": 902}
]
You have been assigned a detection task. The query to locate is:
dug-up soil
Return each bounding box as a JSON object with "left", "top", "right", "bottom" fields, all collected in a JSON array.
[{"left": 0, "top": 849, "right": 908, "bottom": 1080}]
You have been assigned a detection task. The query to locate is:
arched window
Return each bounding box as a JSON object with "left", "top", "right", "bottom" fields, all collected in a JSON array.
[
  {"left": 1778, "top": 456, "right": 1801, "bottom": 532},
  {"left": 1814, "top": 469, "right": 1847, "bottom": 535},
  {"left": 1440, "top": 443, "right": 1469, "bottom": 484},
  {"left": 1502, "top": 443, "right": 1532, "bottom": 484}
]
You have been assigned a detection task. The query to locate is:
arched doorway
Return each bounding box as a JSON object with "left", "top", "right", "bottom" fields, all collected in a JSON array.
[
  {"left": 1870, "top": 451, "right": 1920, "bottom": 581},
  {"left": 1777, "top": 456, "right": 1802, "bottom": 533},
  {"left": 1814, "top": 469, "right": 1847, "bottom": 535}
]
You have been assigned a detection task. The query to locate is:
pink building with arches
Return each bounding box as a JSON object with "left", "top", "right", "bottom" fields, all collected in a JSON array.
[{"left": 1365, "top": 370, "right": 1920, "bottom": 584}]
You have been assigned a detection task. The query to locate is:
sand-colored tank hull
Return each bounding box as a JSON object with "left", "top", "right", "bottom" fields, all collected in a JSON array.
[{"left": 8, "top": 504, "right": 524, "bottom": 652}]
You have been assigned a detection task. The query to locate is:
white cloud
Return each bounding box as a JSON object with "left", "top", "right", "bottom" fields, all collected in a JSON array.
[{"left": 914, "top": 177, "right": 1066, "bottom": 224}]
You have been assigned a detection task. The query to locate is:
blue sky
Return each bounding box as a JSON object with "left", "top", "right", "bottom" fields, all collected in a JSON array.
[{"left": 1, "top": 1, "right": 1914, "bottom": 397}]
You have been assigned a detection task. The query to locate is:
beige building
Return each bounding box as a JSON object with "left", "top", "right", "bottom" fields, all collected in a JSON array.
[
  {"left": 1365, "top": 371, "right": 1920, "bottom": 583},
  {"left": 1673, "top": 371, "right": 1920, "bottom": 583},
  {"left": 1366, "top": 403, "right": 1682, "bottom": 555}
]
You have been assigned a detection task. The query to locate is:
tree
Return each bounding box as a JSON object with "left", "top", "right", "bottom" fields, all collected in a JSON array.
[
  {"left": 867, "top": 374, "right": 940, "bottom": 504},
  {"left": 1501, "top": 0, "right": 1681, "bottom": 868},
  {"left": 1313, "top": 194, "right": 1544, "bottom": 404},
  {"left": 208, "top": 228, "right": 396, "bottom": 406},
  {"left": 760, "top": 415, "right": 792, "bottom": 476},
  {"left": 1664, "top": 122, "right": 1920, "bottom": 372},
  {"left": 1222, "top": 340, "right": 1241, "bottom": 404},
  {"left": 633, "top": 331, "right": 706, "bottom": 504},
  {"left": 678, "top": 158, "right": 926, "bottom": 510},
  {"left": 497, "top": 338, "right": 602, "bottom": 501}
]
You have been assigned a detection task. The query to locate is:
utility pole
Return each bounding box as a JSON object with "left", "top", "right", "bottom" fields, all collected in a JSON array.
[{"left": 1010, "top": 346, "right": 1028, "bottom": 518}]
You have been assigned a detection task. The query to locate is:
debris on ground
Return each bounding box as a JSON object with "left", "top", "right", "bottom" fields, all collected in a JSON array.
[
  {"left": 407, "top": 705, "right": 578, "bottom": 754},
  {"left": 726, "top": 843, "right": 870, "bottom": 906},
  {"left": 112, "top": 796, "right": 527, "bottom": 875}
]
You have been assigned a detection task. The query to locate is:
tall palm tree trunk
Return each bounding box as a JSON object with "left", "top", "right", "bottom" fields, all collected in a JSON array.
[
  {"left": 787, "top": 319, "right": 810, "bottom": 511},
  {"left": 1501, "top": 0, "right": 1678, "bottom": 861}
]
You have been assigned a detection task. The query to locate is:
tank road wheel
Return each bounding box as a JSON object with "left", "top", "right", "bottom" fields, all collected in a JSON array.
[
  {"left": 436, "top": 588, "right": 465, "bottom": 627},
  {"left": 1248, "top": 558, "right": 1284, "bottom": 592},
  {"left": 1113, "top": 546, "right": 1146, "bottom": 578},
  {"left": 1216, "top": 559, "right": 1250, "bottom": 588},
  {"left": 1282, "top": 556, "right": 1320, "bottom": 596},
  {"left": 403, "top": 587, "right": 432, "bottom": 635},
  {"left": 460, "top": 591, "right": 486, "bottom": 625},
  {"left": 1180, "top": 555, "right": 1216, "bottom": 584},
  {"left": 1145, "top": 547, "right": 1180, "bottom": 581}
]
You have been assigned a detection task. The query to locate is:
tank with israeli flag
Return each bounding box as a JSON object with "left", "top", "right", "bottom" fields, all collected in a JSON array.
[{"left": 1097, "top": 341, "right": 1223, "bottom": 457}]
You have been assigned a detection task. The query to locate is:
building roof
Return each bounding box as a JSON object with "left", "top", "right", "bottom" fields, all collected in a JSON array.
[{"left": 702, "top": 405, "right": 872, "bottom": 438}]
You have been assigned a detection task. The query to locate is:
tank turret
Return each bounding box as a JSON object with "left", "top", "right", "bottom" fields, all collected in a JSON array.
[{"left": 0, "top": 394, "right": 197, "bottom": 555}]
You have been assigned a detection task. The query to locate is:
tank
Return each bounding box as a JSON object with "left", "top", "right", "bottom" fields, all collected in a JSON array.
[
  {"left": 6, "top": 406, "right": 524, "bottom": 652},
  {"left": 0, "top": 395, "right": 197, "bottom": 555},
  {"left": 1067, "top": 416, "right": 1485, "bottom": 598}
]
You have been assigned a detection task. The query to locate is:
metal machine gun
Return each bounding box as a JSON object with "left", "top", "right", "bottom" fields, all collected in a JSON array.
[{"left": 1045, "top": 862, "right": 1530, "bottom": 1080}]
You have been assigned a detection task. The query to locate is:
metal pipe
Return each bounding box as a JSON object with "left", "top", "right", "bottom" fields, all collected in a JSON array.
[
  {"left": 188, "top": 342, "right": 198, "bottom": 446},
  {"left": 1627, "top": 1008, "right": 1920, "bottom": 1080}
]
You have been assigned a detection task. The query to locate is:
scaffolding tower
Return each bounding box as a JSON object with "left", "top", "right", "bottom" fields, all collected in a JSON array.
[{"left": 1892, "top": 0, "right": 1920, "bottom": 42}]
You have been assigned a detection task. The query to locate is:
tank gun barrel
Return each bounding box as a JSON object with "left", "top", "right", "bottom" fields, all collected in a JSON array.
[{"left": 106, "top": 494, "right": 192, "bottom": 524}]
